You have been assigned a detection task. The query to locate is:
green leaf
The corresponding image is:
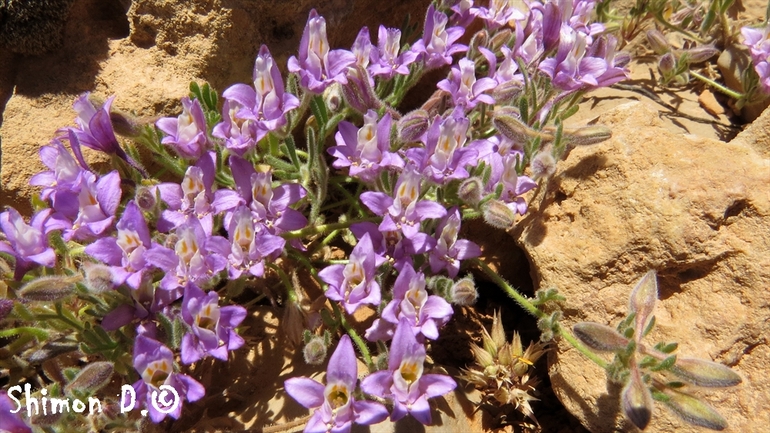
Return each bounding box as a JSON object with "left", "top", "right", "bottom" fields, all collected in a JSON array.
[
  {"left": 0, "top": 326, "right": 49, "bottom": 339},
  {"left": 650, "top": 354, "right": 677, "bottom": 372},
  {"left": 654, "top": 341, "right": 679, "bottom": 354},
  {"left": 311, "top": 95, "right": 329, "bottom": 126}
]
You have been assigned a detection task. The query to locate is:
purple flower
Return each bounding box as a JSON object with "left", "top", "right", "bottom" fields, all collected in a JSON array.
[
  {"left": 0, "top": 208, "right": 56, "bottom": 280},
  {"left": 350, "top": 222, "right": 434, "bottom": 271},
  {"left": 328, "top": 110, "right": 404, "bottom": 182},
  {"left": 70, "top": 93, "right": 130, "bottom": 161},
  {"left": 0, "top": 390, "right": 32, "bottom": 433},
  {"left": 60, "top": 170, "right": 121, "bottom": 241},
  {"left": 145, "top": 218, "right": 230, "bottom": 292},
  {"left": 411, "top": 4, "right": 468, "bottom": 69},
  {"left": 212, "top": 98, "right": 258, "bottom": 156},
  {"left": 493, "top": 152, "right": 537, "bottom": 215},
  {"left": 285, "top": 335, "right": 388, "bottom": 433},
  {"left": 494, "top": 46, "right": 524, "bottom": 85},
  {"left": 288, "top": 9, "right": 356, "bottom": 93},
  {"left": 352, "top": 27, "right": 372, "bottom": 69},
  {"left": 538, "top": 25, "right": 628, "bottom": 91},
  {"left": 429, "top": 207, "right": 481, "bottom": 278},
  {"left": 226, "top": 205, "right": 285, "bottom": 279},
  {"left": 361, "top": 319, "right": 456, "bottom": 424},
  {"left": 85, "top": 201, "right": 161, "bottom": 290},
  {"left": 156, "top": 97, "right": 210, "bottom": 160},
  {"left": 472, "top": 0, "right": 527, "bottom": 31},
  {"left": 365, "top": 264, "right": 453, "bottom": 342},
  {"left": 319, "top": 233, "right": 384, "bottom": 315},
  {"left": 155, "top": 152, "right": 241, "bottom": 234},
  {"left": 29, "top": 135, "right": 89, "bottom": 204},
  {"left": 360, "top": 167, "right": 447, "bottom": 239},
  {"left": 437, "top": 58, "right": 497, "bottom": 110},
  {"left": 180, "top": 283, "right": 246, "bottom": 364},
  {"left": 368, "top": 26, "right": 418, "bottom": 80},
  {"left": 406, "top": 111, "right": 481, "bottom": 184},
  {"left": 131, "top": 335, "right": 205, "bottom": 423},
  {"left": 742, "top": 24, "right": 770, "bottom": 93},
  {"left": 229, "top": 155, "right": 307, "bottom": 233},
  {"left": 219, "top": 45, "right": 301, "bottom": 152}
]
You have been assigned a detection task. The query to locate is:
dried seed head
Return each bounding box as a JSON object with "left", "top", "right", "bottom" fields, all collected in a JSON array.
[
  {"left": 450, "top": 276, "right": 478, "bottom": 306},
  {"left": 18, "top": 275, "right": 81, "bottom": 302},
  {"left": 303, "top": 335, "right": 328, "bottom": 365}
]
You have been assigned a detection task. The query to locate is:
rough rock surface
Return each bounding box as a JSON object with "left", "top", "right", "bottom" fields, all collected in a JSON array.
[
  {"left": 0, "top": 0, "right": 430, "bottom": 213},
  {"left": 517, "top": 101, "right": 770, "bottom": 432}
]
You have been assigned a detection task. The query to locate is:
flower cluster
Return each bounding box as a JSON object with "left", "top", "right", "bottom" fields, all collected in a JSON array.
[
  {"left": 741, "top": 24, "right": 770, "bottom": 94},
  {"left": 9, "top": 2, "right": 730, "bottom": 432}
]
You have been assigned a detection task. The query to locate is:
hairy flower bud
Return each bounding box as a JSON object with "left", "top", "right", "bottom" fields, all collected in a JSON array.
[
  {"left": 668, "top": 357, "right": 742, "bottom": 387},
  {"left": 683, "top": 45, "right": 719, "bottom": 64},
  {"left": 303, "top": 335, "right": 328, "bottom": 365},
  {"left": 458, "top": 177, "right": 483, "bottom": 206},
  {"left": 622, "top": 364, "right": 654, "bottom": 430},
  {"left": 18, "top": 275, "right": 81, "bottom": 302},
  {"left": 428, "top": 275, "right": 454, "bottom": 299},
  {"left": 324, "top": 83, "right": 343, "bottom": 112},
  {"left": 0, "top": 298, "right": 13, "bottom": 321},
  {"left": 658, "top": 52, "right": 676, "bottom": 76},
  {"left": 340, "top": 65, "right": 382, "bottom": 113},
  {"left": 573, "top": 322, "right": 630, "bottom": 352},
  {"left": 493, "top": 107, "right": 552, "bottom": 143},
  {"left": 135, "top": 186, "right": 156, "bottom": 211},
  {"left": 109, "top": 110, "right": 144, "bottom": 137},
  {"left": 450, "top": 276, "right": 478, "bottom": 306},
  {"left": 482, "top": 200, "right": 517, "bottom": 230},
  {"left": 65, "top": 362, "right": 114, "bottom": 396},
  {"left": 646, "top": 29, "right": 670, "bottom": 55},
  {"left": 661, "top": 388, "right": 728, "bottom": 430},
  {"left": 491, "top": 79, "right": 523, "bottom": 103},
  {"left": 489, "top": 29, "right": 513, "bottom": 52},
  {"left": 530, "top": 151, "right": 557, "bottom": 180},
  {"left": 563, "top": 125, "right": 613, "bottom": 147},
  {"left": 397, "top": 109, "right": 430, "bottom": 143},
  {"left": 82, "top": 263, "right": 114, "bottom": 293}
]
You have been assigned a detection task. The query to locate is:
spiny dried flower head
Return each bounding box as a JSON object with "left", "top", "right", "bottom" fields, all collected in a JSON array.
[{"left": 460, "top": 310, "right": 548, "bottom": 424}]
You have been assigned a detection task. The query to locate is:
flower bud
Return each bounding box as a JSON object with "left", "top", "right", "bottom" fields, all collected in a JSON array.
[
  {"left": 110, "top": 110, "right": 144, "bottom": 137},
  {"left": 489, "top": 29, "right": 513, "bottom": 52},
  {"left": 65, "top": 362, "right": 114, "bottom": 396},
  {"left": 458, "top": 177, "right": 483, "bottom": 206},
  {"left": 18, "top": 275, "right": 81, "bottom": 302},
  {"left": 573, "top": 322, "right": 630, "bottom": 352},
  {"left": 658, "top": 52, "right": 676, "bottom": 76},
  {"left": 493, "top": 108, "right": 553, "bottom": 144},
  {"left": 661, "top": 388, "right": 728, "bottom": 430},
  {"left": 135, "top": 186, "right": 156, "bottom": 211},
  {"left": 323, "top": 83, "right": 343, "bottom": 112},
  {"left": 530, "top": 151, "right": 556, "bottom": 180},
  {"left": 622, "top": 365, "right": 654, "bottom": 430},
  {"left": 397, "top": 109, "right": 430, "bottom": 143},
  {"left": 668, "top": 357, "right": 742, "bottom": 388},
  {"left": 646, "top": 29, "right": 670, "bottom": 55},
  {"left": 629, "top": 271, "right": 658, "bottom": 341},
  {"left": 303, "top": 335, "right": 328, "bottom": 365},
  {"left": 450, "top": 276, "right": 478, "bottom": 306},
  {"left": 683, "top": 45, "right": 719, "bottom": 64},
  {"left": 0, "top": 298, "right": 13, "bottom": 321},
  {"left": 563, "top": 125, "right": 613, "bottom": 146},
  {"left": 491, "top": 80, "right": 523, "bottom": 103},
  {"left": 428, "top": 275, "right": 454, "bottom": 299},
  {"left": 482, "top": 200, "right": 517, "bottom": 230},
  {"left": 340, "top": 65, "right": 382, "bottom": 114},
  {"left": 82, "top": 263, "right": 114, "bottom": 293}
]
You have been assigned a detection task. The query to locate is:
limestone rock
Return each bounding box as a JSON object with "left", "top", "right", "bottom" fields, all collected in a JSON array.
[{"left": 517, "top": 101, "right": 770, "bottom": 432}]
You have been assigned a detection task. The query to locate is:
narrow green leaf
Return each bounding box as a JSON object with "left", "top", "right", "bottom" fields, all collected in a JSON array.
[
  {"left": 651, "top": 354, "right": 677, "bottom": 371},
  {"left": 311, "top": 95, "right": 328, "bottom": 126}
]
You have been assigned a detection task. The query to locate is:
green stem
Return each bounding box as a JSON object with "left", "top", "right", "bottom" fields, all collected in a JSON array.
[
  {"left": 473, "top": 259, "right": 608, "bottom": 369},
  {"left": 690, "top": 70, "right": 744, "bottom": 100},
  {"left": 282, "top": 218, "right": 378, "bottom": 239},
  {"left": 332, "top": 303, "right": 374, "bottom": 372}
]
